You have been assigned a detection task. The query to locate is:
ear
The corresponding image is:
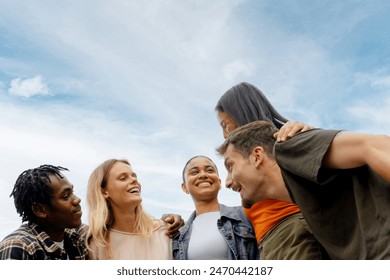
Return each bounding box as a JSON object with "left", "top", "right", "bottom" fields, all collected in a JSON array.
[
  {"left": 32, "top": 203, "right": 47, "bottom": 219},
  {"left": 218, "top": 178, "right": 222, "bottom": 190},
  {"left": 252, "top": 146, "right": 265, "bottom": 168},
  {"left": 181, "top": 183, "right": 189, "bottom": 194},
  {"left": 102, "top": 189, "right": 109, "bottom": 199}
]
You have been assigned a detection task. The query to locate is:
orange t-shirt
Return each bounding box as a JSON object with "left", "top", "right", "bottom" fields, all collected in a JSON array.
[{"left": 244, "top": 199, "right": 301, "bottom": 241}]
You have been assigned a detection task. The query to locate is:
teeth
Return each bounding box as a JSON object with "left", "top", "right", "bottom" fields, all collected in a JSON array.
[
  {"left": 129, "top": 187, "right": 140, "bottom": 193},
  {"left": 198, "top": 182, "right": 211, "bottom": 187}
]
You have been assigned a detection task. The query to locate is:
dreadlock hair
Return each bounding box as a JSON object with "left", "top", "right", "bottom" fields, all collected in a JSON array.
[{"left": 10, "top": 165, "right": 69, "bottom": 223}]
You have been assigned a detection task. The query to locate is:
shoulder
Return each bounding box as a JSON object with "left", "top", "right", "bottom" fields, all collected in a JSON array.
[
  {"left": 151, "top": 220, "right": 172, "bottom": 244},
  {"left": 220, "top": 204, "right": 250, "bottom": 223},
  {"left": 65, "top": 224, "right": 88, "bottom": 239},
  {"left": 1, "top": 224, "right": 38, "bottom": 245},
  {"left": 0, "top": 225, "right": 42, "bottom": 259},
  {"left": 275, "top": 129, "right": 342, "bottom": 167},
  {"left": 64, "top": 224, "right": 88, "bottom": 251},
  {"left": 276, "top": 129, "right": 341, "bottom": 150},
  {"left": 220, "top": 203, "right": 241, "bottom": 214},
  {"left": 152, "top": 219, "right": 169, "bottom": 232}
]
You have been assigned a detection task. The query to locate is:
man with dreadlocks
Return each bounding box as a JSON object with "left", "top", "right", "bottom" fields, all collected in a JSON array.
[{"left": 0, "top": 165, "right": 88, "bottom": 260}]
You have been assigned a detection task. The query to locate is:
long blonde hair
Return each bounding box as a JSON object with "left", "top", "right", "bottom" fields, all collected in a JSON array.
[{"left": 85, "top": 159, "right": 155, "bottom": 259}]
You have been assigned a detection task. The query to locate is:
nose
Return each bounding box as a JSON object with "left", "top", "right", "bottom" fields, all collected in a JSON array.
[
  {"left": 225, "top": 173, "right": 239, "bottom": 191},
  {"left": 223, "top": 129, "right": 228, "bottom": 139},
  {"left": 72, "top": 195, "right": 81, "bottom": 205},
  {"left": 197, "top": 168, "right": 207, "bottom": 178},
  {"left": 225, "top": 172, "right": 234, "bottom": 189},
  {"left": 126, "top": 174, "right": 136, "bottom": 184}
]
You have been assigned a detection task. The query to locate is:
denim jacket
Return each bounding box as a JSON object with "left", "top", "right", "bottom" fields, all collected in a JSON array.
[{"left": 173, "top": 204, "right": 258, "bottom": 260}]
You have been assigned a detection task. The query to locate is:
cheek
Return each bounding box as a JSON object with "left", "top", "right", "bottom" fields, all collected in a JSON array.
[
  {"left": 227, "top": 123, "right": 238, "bottom": 133},
  {"left": 232, "top": 162, "right": 242, "bottom": 175},
  {"left": 222, "top": 128, "right": 229, "bottom": 139},
  {"left": 186, "top": 176, "right": 196, "bottom": 187},
  {"left": 233, "top": 165, "right": 246, "bottom": 183},
  {"left": 52, "top": 203, "right": 71, "bottom": 216}
]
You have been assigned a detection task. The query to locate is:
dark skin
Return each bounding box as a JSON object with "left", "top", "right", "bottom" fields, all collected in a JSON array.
[
  {"left": 32, "top": 174, "right": 82, "bottom": 242},
  {"left": 33, "top": 173, "right": 183, "bottom": 240},
  {"left": 163, "top": 214, "right": 184, "bottom": 238}
]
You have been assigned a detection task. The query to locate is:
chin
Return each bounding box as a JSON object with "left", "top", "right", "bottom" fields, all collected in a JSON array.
[
  {"left": 68, "top": 221, "right": 82, "bottom": 229},
  {"left": 241, "top": 198, "right": 253, "bottom": 209},
  {"left": 132, "top": 197, "right": 142, "bottom": 205}
]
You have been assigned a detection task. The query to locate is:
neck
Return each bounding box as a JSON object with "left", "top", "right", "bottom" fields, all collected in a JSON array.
[
  {"left": 265, "top": 163, "right": 292, "bottom": 202},
  {"left": 194, "top": 198, "right": 220, "bottom": 216},
  {"left": 110, "top": 206, "right": 138, "bottom": 233},
  {"left": 40, "top": 226, "right": 65, "bottom": 242}
]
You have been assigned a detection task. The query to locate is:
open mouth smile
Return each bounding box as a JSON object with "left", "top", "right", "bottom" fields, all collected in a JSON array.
[
  {"left": 196, "top": 181, "right": 212, "bottom": 187},
  {"left": 128, "top": 186, "right": 141, "bottom": 194}
]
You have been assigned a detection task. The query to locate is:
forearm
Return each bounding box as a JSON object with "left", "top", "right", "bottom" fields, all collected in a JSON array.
[{"left": 365, "top": 135, "right": 390, "bottom": 182}]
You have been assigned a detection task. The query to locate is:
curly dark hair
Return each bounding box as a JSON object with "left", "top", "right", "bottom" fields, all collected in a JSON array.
[{"left": 10, "top": 165, "right": 69, "bottom": 223}]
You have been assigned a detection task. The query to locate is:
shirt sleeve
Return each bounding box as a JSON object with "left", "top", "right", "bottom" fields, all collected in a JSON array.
[
  {"left": 0, "top": 239, "right": 33, "bottom": 260},
  {"left": 275, "top": 129, "right": 341, "bottom": 183}
]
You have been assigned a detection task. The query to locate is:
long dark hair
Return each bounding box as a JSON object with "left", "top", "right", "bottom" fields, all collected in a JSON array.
[{"left": 215, "top": 82, "right": 288, "bottom": 129}]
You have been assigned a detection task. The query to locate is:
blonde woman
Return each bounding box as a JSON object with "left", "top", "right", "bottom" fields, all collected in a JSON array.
[{"left": 86, "top": 159, "right": 175, "bottom": 259}]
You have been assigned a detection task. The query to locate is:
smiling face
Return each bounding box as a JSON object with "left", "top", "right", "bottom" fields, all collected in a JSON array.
[
  {"left": 223, "top": 145, "right": 266, "bottom": 208},
  {"left": 44, "top": 173, "right": 82, "bottom": 230},
  {"left": 182, "top": 156, "right": 221, "bottom": 202},
  {"left": 103, "top": 162, "right": 142, "bottom": 209}
]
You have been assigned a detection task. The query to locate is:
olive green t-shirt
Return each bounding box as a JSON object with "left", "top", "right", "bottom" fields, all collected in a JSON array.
[{"left": 275, "top": 129, "right": 390, "bottom": 259}]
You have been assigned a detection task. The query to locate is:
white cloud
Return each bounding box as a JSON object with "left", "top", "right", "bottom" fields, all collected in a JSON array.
[
  {"left": 8, "top": 75, "right": 49, "bottom": 98},
  {"left": 222, "top": 59, "right": 254, "bottom": 82},
  {"left": 0, "top": 100, "right": 242, "bottom": 239},
  {"left": 354, "top": 71, "right": 390, "bottom": 90},
  {"left": 1, "top": 0, "right": 390, "bottom": 241},
  {"left": 346, "top": 100, "right": 390, "bottom": 135}
]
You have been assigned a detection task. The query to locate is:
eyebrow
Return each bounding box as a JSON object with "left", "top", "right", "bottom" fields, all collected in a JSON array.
[
  {"left": 117, "top": 170, "right": 136, "bottom": 176},
  {"left": 59, "top": 185, "right": 74, "bottom": 195},
  {"left": 188, "top": 167, "right": 199, "bottom": 173},
  {"left": 188, "top": 165, "right": 216, "bottom": 172}
]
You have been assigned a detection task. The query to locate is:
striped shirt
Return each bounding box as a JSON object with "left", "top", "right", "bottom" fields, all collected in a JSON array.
[{"left": 0, "top": 223, "right": 89, "bottom": 260}]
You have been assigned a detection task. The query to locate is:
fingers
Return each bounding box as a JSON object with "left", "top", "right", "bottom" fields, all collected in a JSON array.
[
  {"left": 166, "top": 229, "right": 180, "bottom": 239},
  {"left": 301, "top": 125, "right": 314, "bottom": 132},
  {"left": 275, "top": 121, "right": 313, "bottom": 142},
  {"left": 162, "top": 214, "right": 172, "bottom": 223},
  {"left": 164, "top": 214, "right": 184, "bottom": 239}
]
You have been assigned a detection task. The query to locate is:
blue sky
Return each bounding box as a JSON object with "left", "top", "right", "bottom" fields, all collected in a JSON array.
[{"left": 1, "top": 0, "right": 390, "bottom": 240}]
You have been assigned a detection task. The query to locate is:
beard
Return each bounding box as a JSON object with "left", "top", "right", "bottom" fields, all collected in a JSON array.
[{"left": 241, "top": 197, "right": 254, "bottom": 208}]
